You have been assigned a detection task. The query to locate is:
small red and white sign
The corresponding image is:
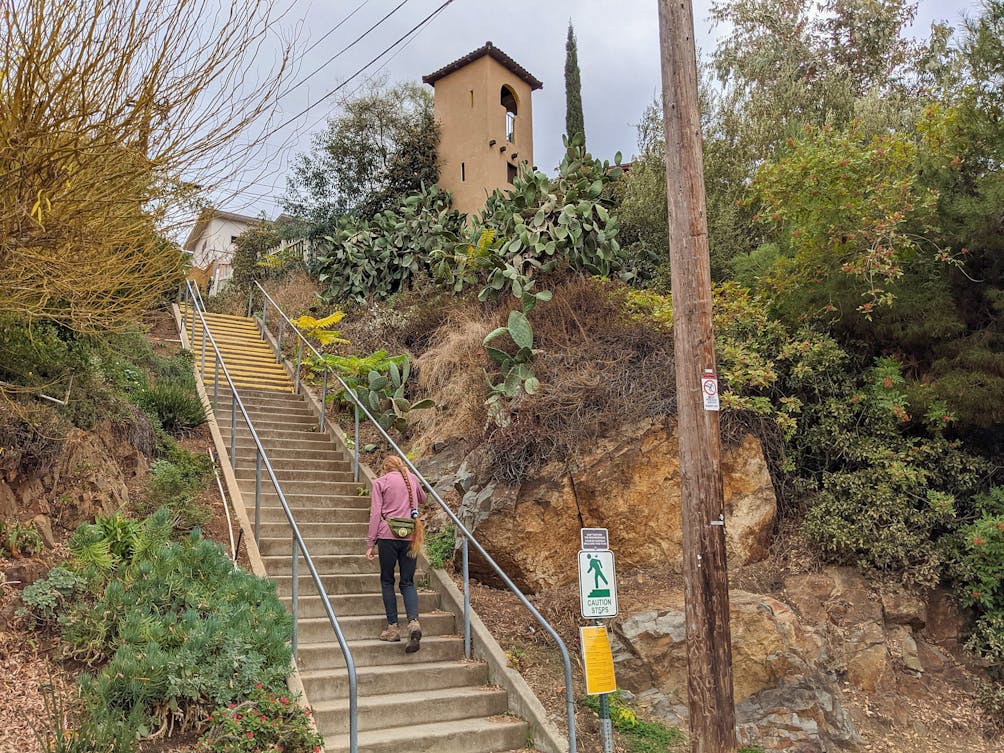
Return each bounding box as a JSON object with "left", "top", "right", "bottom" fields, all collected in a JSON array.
[{"left": 701, "top": 370, "right": 720, "bottom": 411}]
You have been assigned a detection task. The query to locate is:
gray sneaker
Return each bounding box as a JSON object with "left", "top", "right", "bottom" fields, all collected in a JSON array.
[{"left": 379, "top": 623, "right": 400, "bottom": 642}]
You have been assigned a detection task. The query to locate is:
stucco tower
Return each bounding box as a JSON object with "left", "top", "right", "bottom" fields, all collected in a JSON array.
[{"left": 423, "top": 42, "right": 542, "bottom": 217}]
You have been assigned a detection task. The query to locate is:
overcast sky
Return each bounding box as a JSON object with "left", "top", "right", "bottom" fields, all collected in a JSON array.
[{"left": 211, "top": 0, "right": 982, "bottom": 221}]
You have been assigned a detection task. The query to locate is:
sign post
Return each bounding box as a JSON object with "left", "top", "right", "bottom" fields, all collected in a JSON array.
[{"left": 579, "top": 540, "right": 618, "bottom": 753}]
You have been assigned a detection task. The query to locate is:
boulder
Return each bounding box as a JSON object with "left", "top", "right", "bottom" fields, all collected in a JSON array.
[
  {"left": 31, "top": 514, "right": 55, "bottom": 549},
  {"left": 0, "top": 480, "right": 16, "bottom": 518},
  {"left": 881, "top": 586, "right": 927, "bottom": 630},
  {"left": 610, "top": 590, "right": 857, "bottom": 751},
  {"left": 459, "top": 422, "right": 776, "bottom": 591}
]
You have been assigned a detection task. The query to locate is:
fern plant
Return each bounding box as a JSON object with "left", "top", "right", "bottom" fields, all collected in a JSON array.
[{"left": 292, "top": 311, "right": 349, "bottom": 346}]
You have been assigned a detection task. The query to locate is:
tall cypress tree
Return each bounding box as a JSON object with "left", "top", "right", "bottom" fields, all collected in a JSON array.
[{"left": 564, "top": 21, "right": 585, "bottom": 144}]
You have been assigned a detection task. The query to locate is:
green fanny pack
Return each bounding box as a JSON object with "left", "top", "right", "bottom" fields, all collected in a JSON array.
[{"left": 384, "top": 517, "right": 415, "bottom": 538}]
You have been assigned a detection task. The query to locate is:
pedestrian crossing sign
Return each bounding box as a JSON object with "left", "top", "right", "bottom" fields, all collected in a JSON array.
[{"left": 578, "top": 549, "right": 618, "bottom": 618}]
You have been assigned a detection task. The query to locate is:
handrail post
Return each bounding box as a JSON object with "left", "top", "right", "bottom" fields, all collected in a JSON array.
[
  {"left": 255, "top": 449, "right": 262, "bottom": 544},
  {"left": 277, "top": 318, "right": 285, "bottom": 363},
  {"left": 319, "top": 371, "right": 328, "bottom": 432},
  {"left": 200, "top": 321, "right": 207, "bottom": 376},
  {"left": 188, "top": 294, "right": 196, "bottom": 343},
  {"left": 294, "top": 340, "right": 303, "bottom": 392},
  {"left": 353, "top": 401, "right": 360, "bottom": 482},
  {"left": 246, "top": 288, "right": 253, "bottom": 318},
  {"left": 462, "top": 537, "right": 471, "bottom": 659},
  {"left": 291, "top": 537, "right": 299, "bottom": 665},
  {"left": 260, "top": 298, "right": 267, "bottom": 340},
  {"left": 213, "top": 355, "right": 220, "bottom": 411},
  {"left": 230, "top": 393, "right": 237, "bottom": 470}
]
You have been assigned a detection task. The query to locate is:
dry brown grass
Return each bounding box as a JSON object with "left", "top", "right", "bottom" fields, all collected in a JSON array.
[
  {"left": 409, "top": 303, "right": 502, "bottom": 454},
  {"left": 262, "top": 271, "right": 323, "bottom": 319},
  {"left": 473, "top": 277, "right": 678, "bottom": 484}
]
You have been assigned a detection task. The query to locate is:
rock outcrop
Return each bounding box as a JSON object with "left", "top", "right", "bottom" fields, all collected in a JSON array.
[
  {"left": 455, "top": 421, "right": 777, "bottom": 591},
  {"left": 611, "top": 590, "right": 858, "bottom": 752},
  {"left": 0, "top": 420, "right": 148, "bottom": 534}
]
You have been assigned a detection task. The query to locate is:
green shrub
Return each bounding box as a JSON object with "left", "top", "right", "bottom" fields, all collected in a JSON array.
[
  {"left": 138, "top": 382, "right": 206, "bottom": 434},
  {"left": 139, "top": 447, "right": 214, "bottom": 529},
  {"left": 20, "top": 566, "right": 87, "bottom": 627},
  {"left": 2, "top": 518, "right": 43, "bottom": 557},
  {"left": 195, "top": 684, "right": 323, "bottom": 753},
  {"left": 581, "top": 692, "right": 684, "bottom": 753},
  {"left": 797, "top": 358, "right": 988, "bottom": 587},
  {"left": 46, "top": 509, "right": 293, "bottom": 736},
  {"left": 153, "top": 350, "right": 197, "bottom": 386},
  {"left": 424, "top": 525, "right": 456, "bottom": 569},
  {"left": 944, "top": 486, "right": 1004, "bottom": 728}
]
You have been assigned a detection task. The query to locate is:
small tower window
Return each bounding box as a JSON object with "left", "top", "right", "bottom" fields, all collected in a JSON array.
[
  {"left": 469, "top": 89, "right": 474, "bottom": 107},
  {"left": 461, "top": 162, "right": 466, "bottom": 182},
  {"left": 507, "top": 162, "right": 517, "bottom": 184},
  {"left": 501, "top": 85, "right": 518, "bottom": 143}
]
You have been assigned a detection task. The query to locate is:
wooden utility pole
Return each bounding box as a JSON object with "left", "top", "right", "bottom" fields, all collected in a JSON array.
[{"left": 657, "top": 2, "right": 737, "bottom": 752}]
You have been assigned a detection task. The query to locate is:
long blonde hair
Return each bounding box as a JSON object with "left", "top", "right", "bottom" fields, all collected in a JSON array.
[{"left": 381, "top": 455, "right": 424, "bottom": 558}]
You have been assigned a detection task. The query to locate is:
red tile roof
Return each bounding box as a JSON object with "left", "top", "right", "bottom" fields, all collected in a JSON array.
[{"left": 422, "top": 41, "right": 543, "bottom": 91}]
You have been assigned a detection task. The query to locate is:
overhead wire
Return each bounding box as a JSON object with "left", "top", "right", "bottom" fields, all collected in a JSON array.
[
  {"left": 262, "top": 0, "right": 455, "bottom": 141},
  {"left": 281, "top": 0, "right": 413, "bottom": 99},
  {"left": 211, "top": 0, "right": 459, "bottom": 217}
]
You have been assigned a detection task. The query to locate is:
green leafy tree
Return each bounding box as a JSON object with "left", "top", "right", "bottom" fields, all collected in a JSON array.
[
  {"left": 748, "top": 118, "right": 944, "bottom": 316},
  {"left": 564, "top": 22, "right": 585, "bottom": 144},
  {"left": 283, "top": 80, "right": 436, "bottom": 232}
]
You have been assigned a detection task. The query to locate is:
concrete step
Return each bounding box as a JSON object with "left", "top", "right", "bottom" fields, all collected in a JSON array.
[
  {"left": 206, "top": 375, "right": 292, "bottom": 390},
  {"left": 235, "top": 479, "right": 361, "bottom": 496},
  {"left": 282, "top": 591, "right": 440, "bottom": 619},
  {"left": 296, "top": 611, "right": 454, "bottom": 643},
  {"left": 257, "top": 521, "right": 369, "bottom": 540},
  {"left": 243, "top": 494, "right": 368, "bottom": 512},
  {"left": 217, "top": 409, "right": 315, "bottom": 427},
  {"left": 235, "top": 446, "right": 348, "bottom": 462},
  {"left": 259, "top": 537, "right": 362, "bottom": 557},
  {"left": 225, "top": 428, "right": 335, "bottom": 447},
  {"left": 297, "top": 636, "right": 462, "bottom": 671},
  {"left": 316, "top": 686, "right": 509, "bottom": 735},
  {"left": 215, "top": 404, "right": 317, "bottom": 421},
  {"left": 273, "top": 572, "right": 392, "bottom": 597},
  {"left": 225, "top": 430, "right": 333, "bottom": 447},
  {"left": 263, "top": 553, "right": 375, "bottom": 576},
  {"left": 215, "top": 391, "right": 312, "bottom": 408},
  {"left": 236, "top": 467, "right": 356, "bottom": 484},
  {"left": 299, "top": 659, "right": 486, "bottom": 703},
  {"left": 324, "top": 716, "right": 528, "bottom": 753},
  {"left": 254, "top": 506, "right": 368, "bottom": 526},
  {"left": 229, "top": 456, "right": 352, "bottom": 474}
]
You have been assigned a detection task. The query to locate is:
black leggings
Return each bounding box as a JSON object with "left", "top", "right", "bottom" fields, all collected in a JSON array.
[{"left": 377, "top": 538, "right": 418, "bottom": 624}]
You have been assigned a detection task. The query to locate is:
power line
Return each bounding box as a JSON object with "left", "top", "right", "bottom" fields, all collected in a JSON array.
[
  {"left": 298, "top": 0, "right": 372, "bottom": 59},
  {"left": 265, "top": 0, "right": 455, "bottom": 140},
  {"left": 282, "top": 0, "right": 413, "bottom": 100}
]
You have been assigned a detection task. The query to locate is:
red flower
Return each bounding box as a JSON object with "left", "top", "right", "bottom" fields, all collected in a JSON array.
[
  {"left": 255, "top": 683, "right": 264, "bottom": 689},
  {"left": 247, "top": 732, "right": 254, "bottom": 739},
  {"left": 972, "top": 536, "right": 986, "bottom": 547},
  {"left": 279, "top": 697, "right": 289, "bottom": 705}
]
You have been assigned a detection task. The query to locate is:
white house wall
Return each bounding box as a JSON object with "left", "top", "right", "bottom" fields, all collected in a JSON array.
[{"left": 192, "top": 218, "right": 255, "bottom": 268}]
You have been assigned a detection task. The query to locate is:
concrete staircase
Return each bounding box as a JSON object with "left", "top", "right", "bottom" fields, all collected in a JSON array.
[{"left": 190, "top": 311, "right": 530, "bottom": 753}]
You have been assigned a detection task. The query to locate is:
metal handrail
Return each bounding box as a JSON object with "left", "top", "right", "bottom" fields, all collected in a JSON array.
[
  {"left": 180, "top": 280, "right": 359, "bottom": 753},
  {"left": 249, "top": 280, "right": 578, "bottom": 753}
]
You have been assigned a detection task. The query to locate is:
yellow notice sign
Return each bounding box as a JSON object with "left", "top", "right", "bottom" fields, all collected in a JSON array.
[{"left": 580, "top": 625, "right": 617, "bottom": 695}]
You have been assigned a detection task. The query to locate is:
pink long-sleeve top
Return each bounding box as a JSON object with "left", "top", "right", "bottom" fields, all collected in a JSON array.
[{"left": 367, "top": 470, "right": 426, "bottom": 547}]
